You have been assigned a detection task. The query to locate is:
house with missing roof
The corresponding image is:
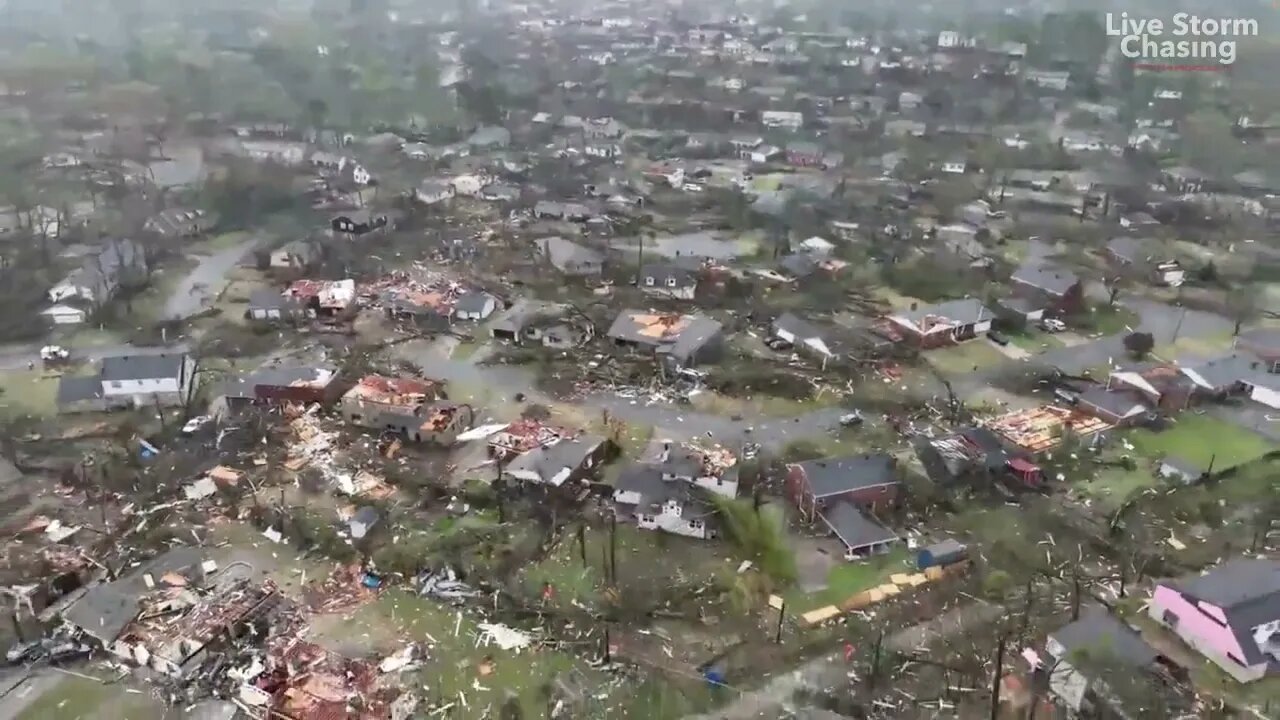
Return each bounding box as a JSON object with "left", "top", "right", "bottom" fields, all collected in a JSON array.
[
  {"left": 1148, "top": 557, "right": 1280, "bottom": 683},
  {"left": 339, "top": 375, "right": 447, "bottom": 433},
  {"left": 885, "top": 299, "right": 993, "bottom": 349},
  {"left": 606, "top": 310, "right": 724, "bottom": 371},
  {"left": 1043, "top": 607, "right": 1167, "bottom": 718},
  {"left": 785, "top": 455, "right": 901, "bottom": 559},
  {"left": 212, "top": 363, "right": 344, "bottom": 416},
  {"left": 57, "top": 352, "right": 197, "bottom": 413},
  {"left": 613, "top": 442, "right": 738, "bottom": 539}
]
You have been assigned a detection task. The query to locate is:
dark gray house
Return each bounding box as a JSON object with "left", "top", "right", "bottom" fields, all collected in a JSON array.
[{"left": 606, "top": 310, "right": 723, "bottom": 370}]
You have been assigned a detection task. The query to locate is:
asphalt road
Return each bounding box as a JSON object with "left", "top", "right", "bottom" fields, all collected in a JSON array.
[
  {"left": 0, "top": 343, "right": 187, "bottom": 372},
  {"left": 163, "top": 236, "right": 262, "bottom": 320},
  {"left": 395, "top": 298, "right": 1238, "bottom": 448}
]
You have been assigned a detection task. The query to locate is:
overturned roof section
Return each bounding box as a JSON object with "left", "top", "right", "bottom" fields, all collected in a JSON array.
[{"left": 343, "top": 375, "right": 442, "bottom": 405}]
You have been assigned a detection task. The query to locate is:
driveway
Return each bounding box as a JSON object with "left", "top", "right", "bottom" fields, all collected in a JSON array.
[{"left": 163, "top": 236, "right": 262, "bottom": 320}]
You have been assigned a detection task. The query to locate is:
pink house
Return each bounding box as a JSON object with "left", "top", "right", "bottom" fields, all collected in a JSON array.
[{"left": 1147, "top": 558, "right": 1280, "bottom": 683}]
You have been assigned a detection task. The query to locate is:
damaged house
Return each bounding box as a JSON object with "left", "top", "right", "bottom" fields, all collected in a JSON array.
[
  {"left": 885, "top": 299, "right": 993, "bottom": 349},
  {"left": 1009, "top": 262, "right": 1085, "bottom": 317},
  {"left": 60, "top": 548, "right": 279, "bottom": 678},
  {"left": 606, "top": 310, "right": 724, "bottom": 370},
  {"left": 214, "top": 363, "right": 344, "bottom": 414},
  {"left": 637, "top": 263, "right": 700, "bottom": 300},
  {"left": 244, "top": 636, "right": 416, "bottom": 720},
  {"left": 340, "top": 375, "right": 467, "bottom": 442},
  {"left": 284, "top": 279, "right": 357, "bottom": 317},
  {"left": 613, "top": 442, "right": 739, "bottom": 539},
  {"left": 47, "top": 239, "right": 147, "bottom": 307},
  {"left": 504, "top": 433, "right": 612, "bottom": 488}
]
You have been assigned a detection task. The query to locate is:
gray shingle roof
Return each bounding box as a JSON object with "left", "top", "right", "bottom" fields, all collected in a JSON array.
[
  {"left": 99, "top": 353, "right": 186, "bottom": 382},
  {"left": 820, "top": 501, "right": 898, "bottom": 551},
  {"left": 793, "top": 454, "right": 898, "bottom": 498},
  {"left": 1051, "top": 606, "right": 1158, "bottom": 668},
  {"left": 1011, "top": 262, "right": 1080, "bottom": 297},
  {"left": 891, "top": 299, "right": 991, "bottom": 328}
]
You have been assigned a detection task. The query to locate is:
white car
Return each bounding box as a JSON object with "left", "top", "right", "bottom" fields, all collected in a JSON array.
[
  {"left": 180, "top": 415, "right": 213, "bottom": 435},
  {"left": 1039, "top": 318, "right": 1067, "bottom": 333}
]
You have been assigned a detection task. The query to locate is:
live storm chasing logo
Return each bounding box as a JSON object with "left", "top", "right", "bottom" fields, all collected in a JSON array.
[{"left": 1105, "top": 12, "right": 1260, "bottom": 70}]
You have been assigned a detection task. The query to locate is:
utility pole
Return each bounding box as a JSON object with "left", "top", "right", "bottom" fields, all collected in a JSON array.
[
  {"left": 866, "top": 631, "right": 883, "bottom": 693},
  {"left": 577, "top": 524, "right": 587, "bottom": 567},
  {"left": 1170, "top": 305, "right": 1188, "bottom": 344},
  {"left": 989, "top": 635, "right": 1008, "bottom": 720},
  {"left": 774, "top": 599, "right": 785, "bottom": 644},
  {"left": 609, "top": 514, "right": 618, "bottom": 584}
]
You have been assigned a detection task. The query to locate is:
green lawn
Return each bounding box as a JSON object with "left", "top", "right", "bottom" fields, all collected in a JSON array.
[
  {"left": 15, "top": 675, "right": 163, "bottom": 720},
  {"left": 0, "top": 370, "right": 60, "bottom": 418},
  {"left": 1080, "top": 304, "right": 1141, "bottom": 336},
  {"left": 1128, "top": 414, "right": 1274, "bottom": 470},
  {"left": 924, "top": 340, "right": 1006, "bottom": 374},
  {"left": 1006, "top": 329, "right": 1064, "bottom": 354},
  {"left": 1076, "top": 465, "right": 1159, "bottom": 510},
  {"left": 331, "top": 590, "right": 594, "bottom": 718},
  {"left": 519, "top": 525, "right": 735, "bottom": 612},
  {"left": 786, "top": 546, "right": 912, "bottom": 614}
]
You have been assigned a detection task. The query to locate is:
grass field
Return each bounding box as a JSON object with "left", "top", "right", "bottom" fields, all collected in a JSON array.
[
  {"left": 0, "top": 369, "right": 61, "bottom": 418},
  {"left": 1128, "top": 414, "right": 1274, "bottom": 470},
  {"left": 14, "top": 674, "right": 163, "bottom": 720},
  {"left": 924, "top": 340, "right": 1007, "bottom": 374},
  {"left": 318, "top": 589, "right": 594, "bottom": 718},
  {"left": 518, "top": 525, "right": 736, "bottom": 612},
  {"left": 786, "top": 546, "right": 912, "bottom": 614}
]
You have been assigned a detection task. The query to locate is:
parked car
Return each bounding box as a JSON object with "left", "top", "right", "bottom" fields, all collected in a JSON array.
[
  {"left": 988, "top": 331, "right": 1009, "bottom": 346},
  {"left": 1039, "top": 318, "right": 1067, "bottom": 333},
  {"left": 181, "top": 415, "right": 214, "bottom": 436}
]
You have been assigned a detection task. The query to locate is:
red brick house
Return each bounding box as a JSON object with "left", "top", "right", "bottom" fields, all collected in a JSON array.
[
  {"left": 786, "top": 454, "right": 900, "bottom": 522},
  {"left": 785, "top": 142, "right": 825, "bottom": 167}
]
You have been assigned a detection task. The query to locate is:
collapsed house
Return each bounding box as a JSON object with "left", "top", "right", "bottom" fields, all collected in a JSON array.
[
  {"left": 381, "top": 279, "right": 498, "bottom": 328},
  {"left": 59, "top": 548, "right": 280, "bottom": 678},
  {"left": 284, "top": 279, "right": 358, "bottom": 317},
  {"left": 240, "top": 636, "right": 418, "bottom": 720}
]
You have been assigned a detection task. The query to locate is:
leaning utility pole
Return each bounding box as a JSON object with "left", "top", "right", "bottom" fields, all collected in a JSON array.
[{"left": 990, "top": 634, "right": 1008, "bottom": 720}]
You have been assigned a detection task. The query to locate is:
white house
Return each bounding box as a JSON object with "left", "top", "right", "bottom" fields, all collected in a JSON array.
[
  {"left": 940, "top": 159, "right": 968, "bottom": 174},
  {"left": 636, "top": 498, "right": 712, "bottom": 539},
  {"left": 241, "top": 140, "right": 307, "bottom": 166},
  {"left": 937, "top": 31, "right": 961, "bottom": 48},
  {"left": 99, "top": 353, "right": 195, "bottom": 406},
  {"left": 762, "top": 111, "right": 803, "bottom": 131},
  {"left": 40, "top": 304, "right": 88, "bottom": 325}
]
